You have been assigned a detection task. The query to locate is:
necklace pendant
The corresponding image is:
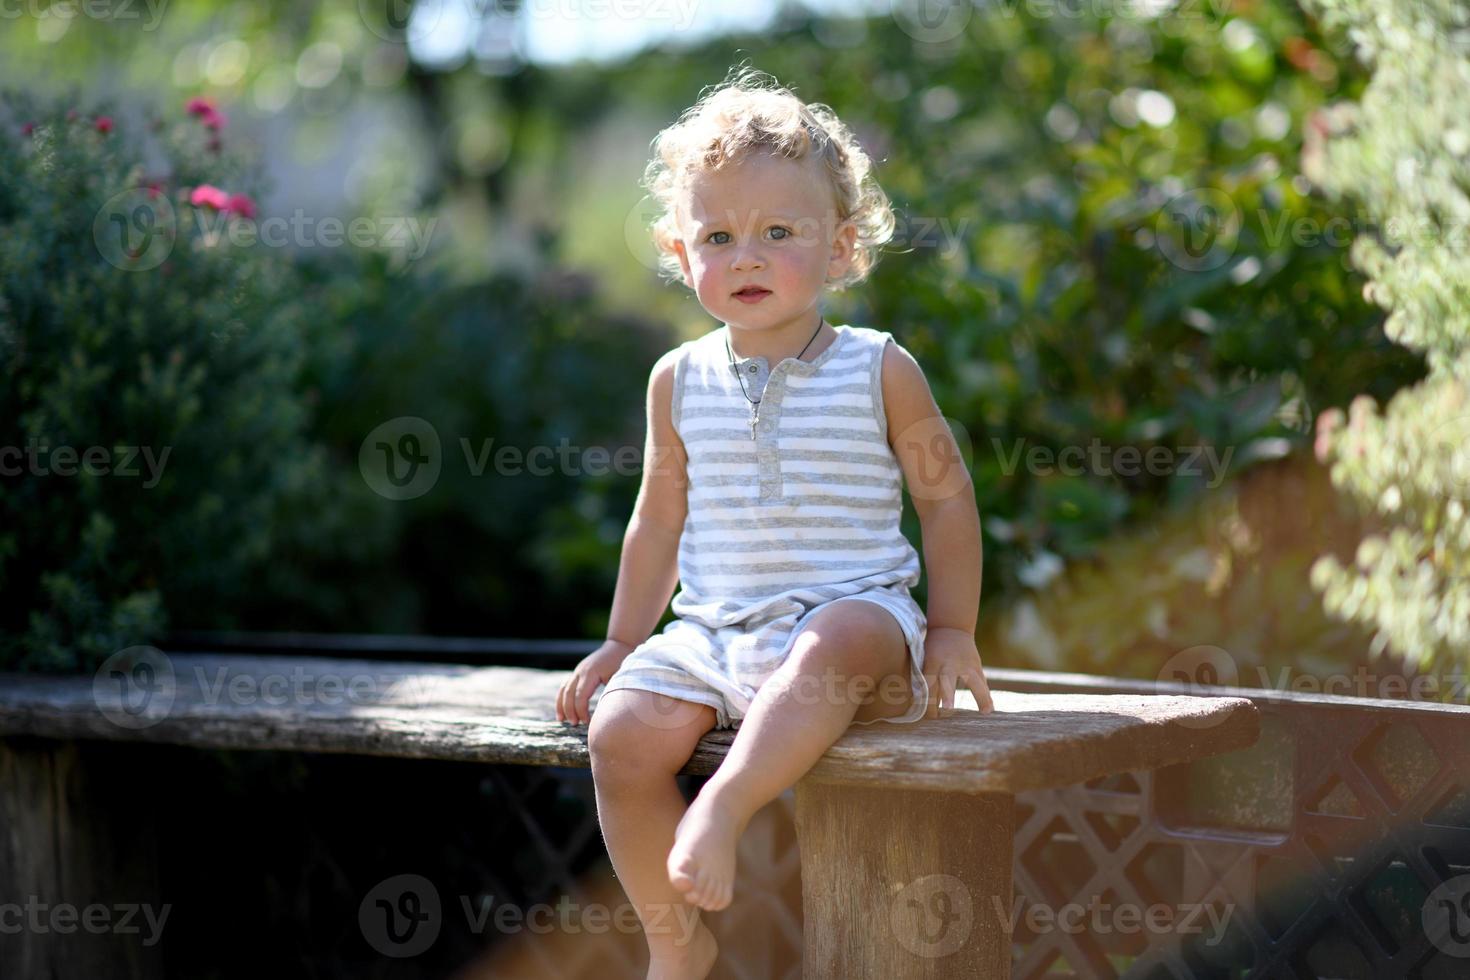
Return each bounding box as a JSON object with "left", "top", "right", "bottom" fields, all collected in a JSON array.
[{"left": 749, "top": 403, "right": 760, "bottom": 440}]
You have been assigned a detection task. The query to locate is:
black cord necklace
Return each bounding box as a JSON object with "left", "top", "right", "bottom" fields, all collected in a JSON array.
[{"left": 725, "top": 317, "right": 826, "bottom": 440}]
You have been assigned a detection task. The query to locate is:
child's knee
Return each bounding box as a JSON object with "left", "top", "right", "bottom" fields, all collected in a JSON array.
[{"left": 588, "top": 690, "right": 716, "bottom": 778}]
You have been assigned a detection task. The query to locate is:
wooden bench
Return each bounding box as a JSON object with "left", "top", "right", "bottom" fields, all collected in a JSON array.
[{"left": 0, "top": 651, "right": 1259, "bottom": 978}]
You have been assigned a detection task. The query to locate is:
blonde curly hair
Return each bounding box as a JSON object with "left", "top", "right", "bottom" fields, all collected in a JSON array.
[{"left": 641, "top": 65, "right": 896, "bottom": 292}]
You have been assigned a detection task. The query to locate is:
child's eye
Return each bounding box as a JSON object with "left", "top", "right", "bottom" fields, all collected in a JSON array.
[{"left": 705, "top": 227, "right": 790, "bottom": 245}]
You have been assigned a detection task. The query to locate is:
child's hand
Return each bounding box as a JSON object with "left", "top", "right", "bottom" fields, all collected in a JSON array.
[
  {"left": 922, "top": 627, "right": 995, "bottom": 717},
  {"left": 557, "top": 640, "right": 635, "bottom": 726}
]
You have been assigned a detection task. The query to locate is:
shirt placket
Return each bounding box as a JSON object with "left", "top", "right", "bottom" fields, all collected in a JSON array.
[{"left": 737, "top": 358, "right": 785, "bottom": 502}]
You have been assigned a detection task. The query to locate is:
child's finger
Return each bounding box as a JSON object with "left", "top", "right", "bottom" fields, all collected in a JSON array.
[
  {"left": 564, "top": 676, "right": 584, "bottom": 725},
  {"left": 939, "top": 673, "right": 956, "bottom": 715},
  {"left": 967, "top": 670, "right": 995, "bottom": 713},
  {"left": 576, "top": 682, "right": 596, "bottom": 725},
  {"left": 923, "top": 672, "right": 940, "bottom": 719}
]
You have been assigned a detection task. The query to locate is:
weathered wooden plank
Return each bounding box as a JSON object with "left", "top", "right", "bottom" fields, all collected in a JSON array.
[
  {"left": 0, "top": 654, "right": 1259, "bottom": 795},
  {"left": 0, "top": 738, "right": 164, "bottom": 980},
  {"left": 795, "top": 781, "right": 1014, "bottom": 978}
]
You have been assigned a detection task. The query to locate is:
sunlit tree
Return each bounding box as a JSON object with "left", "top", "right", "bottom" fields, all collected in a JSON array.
[{"left": 1304, "top": 0, "right": 1470, "bottom": 668}]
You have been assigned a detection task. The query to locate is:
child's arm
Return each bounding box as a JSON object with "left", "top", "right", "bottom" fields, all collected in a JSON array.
[
  {"left": 557, "top": 349, "right": 690, "bottom": 725},
  {"left": 607, "top": 349, "right": 691, "bottom": 648},
  {"left": 879, "top": 341, "right": 995, "bottom": 716}
]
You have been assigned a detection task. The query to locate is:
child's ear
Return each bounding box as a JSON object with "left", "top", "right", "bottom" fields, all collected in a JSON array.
[
  {"left": 828, "top": 218, "right": 858, "bottom": 276},
  {"left": 674, "top": 239, "right": 693, "bottom": 287}
]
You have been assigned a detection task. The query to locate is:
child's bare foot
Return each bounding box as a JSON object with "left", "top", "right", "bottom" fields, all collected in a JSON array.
[
  {"left": 647, "top": 918, "right": 718, "bottom": 980},
  {"left": 666, "top": 789, "right": 745, "bottom": 911}
]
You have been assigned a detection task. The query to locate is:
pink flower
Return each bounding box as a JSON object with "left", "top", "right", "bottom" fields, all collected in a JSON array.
[
  {"left": 185, "top": 97, "right": 227, "bottom": 130},
  {"left": 21, "top": 122, "right": 34, "bottom": 136},
  {"left": 224, "top": 193, "right": 257, "bottom": 220},
  {"left": 95, "top": 116, "right": 114, "bottom": 134},
  {"left": 189, "top": 184, "right": 231, "bottom": 210},
  {"left": 145, "top": 181, "right": 164, "bottom": 200},
  {"left": 189, "top": 185, "right": 258, "bottom": 219}
]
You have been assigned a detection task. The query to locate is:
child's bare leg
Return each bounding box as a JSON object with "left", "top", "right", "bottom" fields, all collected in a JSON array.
[
  {"left": 667, "top": 601, "right": 913, "bottom": 910},
  {"left": 587, "top": 690, "right": 722, "bottom": 979}
]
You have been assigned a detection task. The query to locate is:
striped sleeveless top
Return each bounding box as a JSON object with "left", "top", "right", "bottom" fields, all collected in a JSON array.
[{"left": 667, "top": 323, "right": 922, "bottom": 630}]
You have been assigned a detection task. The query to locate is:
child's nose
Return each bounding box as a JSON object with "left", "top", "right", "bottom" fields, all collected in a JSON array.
[{"left": 731, "top": 242, "right": 765, "bottom": 270}]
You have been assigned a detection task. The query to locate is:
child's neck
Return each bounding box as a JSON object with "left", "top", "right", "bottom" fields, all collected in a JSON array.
[{"left": 725, "top": 316, "right": 833, "bottom": 364}]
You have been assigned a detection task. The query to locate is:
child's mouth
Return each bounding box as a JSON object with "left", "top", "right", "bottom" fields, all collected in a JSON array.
[{"left": 733, "top": 287, "right": 771, "bottom": 303}]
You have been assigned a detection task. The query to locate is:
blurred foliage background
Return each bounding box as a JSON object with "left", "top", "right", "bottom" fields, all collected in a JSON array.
[{"left": 0, "top": 0, "right": 1441, "bottom": 684}]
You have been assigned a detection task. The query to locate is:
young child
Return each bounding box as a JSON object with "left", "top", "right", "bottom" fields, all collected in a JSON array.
[{"left": 554, "top": 66, "right": 994, "bottom": 980}]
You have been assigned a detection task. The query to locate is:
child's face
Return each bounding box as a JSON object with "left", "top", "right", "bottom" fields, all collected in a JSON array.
[{"left": 672, "top": 151, "right": 856, "bottom": 334}]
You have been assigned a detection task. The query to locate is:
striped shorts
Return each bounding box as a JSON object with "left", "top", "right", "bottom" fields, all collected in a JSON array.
[{"left": 592, "top": 585, "right": 930, "bottom": 730}]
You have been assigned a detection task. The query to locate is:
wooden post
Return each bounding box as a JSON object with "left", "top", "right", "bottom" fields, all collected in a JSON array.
[
  {"left": 0, "top": 737, "right": 164, "bottom": 980},
  {"left": 795, "top": 778, "right": 1014, "bottom": 979}
]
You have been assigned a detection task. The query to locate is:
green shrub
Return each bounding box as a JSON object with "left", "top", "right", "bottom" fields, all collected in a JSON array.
[
  {"left": 0, "top": 89, "right": 320, "bottom": 671},
  {"left": 1301, "top": 0, "right": 1470, "bottom": 668}
]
